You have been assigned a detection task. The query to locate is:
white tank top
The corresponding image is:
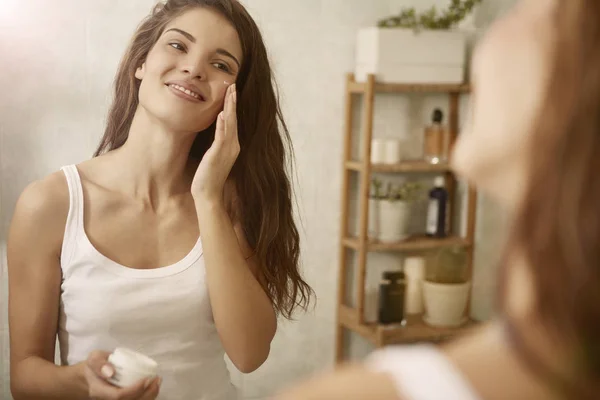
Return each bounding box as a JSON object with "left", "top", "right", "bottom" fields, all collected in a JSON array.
[
  {"left": 367, "top": 344, "right": 480, "bottom": 400},
  {"left": 57, "top": 165, "right": 237, "bottom": 400}
]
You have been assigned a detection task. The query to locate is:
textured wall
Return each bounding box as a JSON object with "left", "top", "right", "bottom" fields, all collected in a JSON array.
[{"left": 1, "top": 1, "right": 516, "bottom": 399}]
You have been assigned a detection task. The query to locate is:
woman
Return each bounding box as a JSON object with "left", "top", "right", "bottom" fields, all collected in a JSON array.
[
  {"left": 8, "top": 0, "right": 312, "bottom": 399},
  {"left": 277, "top": 0, "right": 600, "bottom": 399}
]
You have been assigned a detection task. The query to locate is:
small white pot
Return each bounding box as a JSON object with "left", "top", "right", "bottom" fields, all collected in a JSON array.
[
  {"left": 107, "top": 348, "right": 158, "bottom": 388},
  {"left": 378, "top": 200, "right": 410, "bottom": 242},
  {"left": 383, "top": 139, "right": 402, "bottom": 164},
  {"left": 371, "top": 139, "right": 387, "bottom": 164},
  {"left": 423, "top": 281, "right": 470, "bottom": 327}
]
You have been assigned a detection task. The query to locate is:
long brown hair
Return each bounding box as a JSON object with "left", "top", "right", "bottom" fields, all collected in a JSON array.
[
  {"left": 95, "top": 0, "right": 313, "bottom": 318},
  {"left": 499, "top": 0, "right": 600, "bottom": 396}
]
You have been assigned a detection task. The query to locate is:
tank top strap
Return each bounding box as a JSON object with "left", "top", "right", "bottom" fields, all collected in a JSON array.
[{"left": 60, "top": 165, "right": 85, "bottom": 267}]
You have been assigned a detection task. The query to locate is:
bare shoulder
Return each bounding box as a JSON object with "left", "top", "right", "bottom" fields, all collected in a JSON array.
[
  {"left": 275, "top": 363, "right": 402, "bottom": 400},
  {"left": 14, "top": 170, "right": 69, "bottom": 219},
  {"left": 9, "top": 170, "right": 70, "bottom": 250}
]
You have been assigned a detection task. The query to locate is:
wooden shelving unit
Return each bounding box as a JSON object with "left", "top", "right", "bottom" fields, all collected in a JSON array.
[{"left": 335, "top": 74, "right": 478, "bottom": 362}]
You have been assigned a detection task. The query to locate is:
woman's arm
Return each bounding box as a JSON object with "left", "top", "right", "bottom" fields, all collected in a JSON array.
[
  {"left": 8, "top": 174, "right": 89, "bottom": 399},
  {"left": 191, "top": 84, "right": 276, "bottom": 373},
  {"left": 275, "top": 363, "right": 401, "bottom": 400},
  {"left": 195, "top": 194, "right": 277, "bottom": 373}
]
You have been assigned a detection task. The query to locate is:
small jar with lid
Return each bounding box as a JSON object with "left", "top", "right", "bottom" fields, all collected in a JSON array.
[{"left": 378, "top": 271, "right": 407, "bottom": 325}]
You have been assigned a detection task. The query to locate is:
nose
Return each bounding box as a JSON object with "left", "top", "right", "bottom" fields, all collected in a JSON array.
[{"left": 181, "top": 61, "right": 206, "bottom": 81}]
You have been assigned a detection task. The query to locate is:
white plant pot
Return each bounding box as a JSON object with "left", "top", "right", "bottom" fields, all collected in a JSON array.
[
  {"left": 423, "top": 281, "right": 471, "bottom": 328},
  {"left": 355, "top": 27, "right": 467, "bottom": 84},
  {"left": 378, "top": 200, "right": 410, "bottom": 242}
]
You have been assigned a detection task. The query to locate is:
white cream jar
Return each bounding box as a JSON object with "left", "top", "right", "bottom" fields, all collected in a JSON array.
[{"left": 107, "top": 347, "right": 159, "bottom": 388}]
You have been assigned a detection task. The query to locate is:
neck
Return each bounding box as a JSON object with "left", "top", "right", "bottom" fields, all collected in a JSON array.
[{"left": 108, "top": 106, "right": 198, "bottom": 203}]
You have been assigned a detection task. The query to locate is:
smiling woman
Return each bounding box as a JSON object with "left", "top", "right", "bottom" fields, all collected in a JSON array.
[{"left": 7, "top": 1, "right": 312, "bottom": 400}]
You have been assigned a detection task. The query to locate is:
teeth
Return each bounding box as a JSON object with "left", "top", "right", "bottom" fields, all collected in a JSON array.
[{"left": 169, "top": 84, "right": 201, "bottom": 100}]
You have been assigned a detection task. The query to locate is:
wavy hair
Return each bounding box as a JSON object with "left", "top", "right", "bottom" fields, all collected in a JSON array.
[{"left": 95, "top": 0, "right": 313, "bottom": 318}]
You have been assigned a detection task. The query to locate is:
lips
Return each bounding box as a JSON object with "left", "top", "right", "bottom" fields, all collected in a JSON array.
[{"left": 166, "top": 83, "right": 205, "bottom": 102}]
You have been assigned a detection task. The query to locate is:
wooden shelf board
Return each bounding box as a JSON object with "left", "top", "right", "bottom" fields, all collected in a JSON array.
[
  {"left": 346, "top": 160, "right": 452, "bottom": 173},
  {"left": 374, "top": 315, "right": 478, "bottom": 344},
  {"left": 349, "top": 81, "right": 471, "bottom": 94},
  {"left": 343, "top": 235, "right": 472, "bottom": 252},
  {"left": 338, "top": 305, "right": 378, "bottom": 343},
  {"left": 339, "top": 305, "right": 478, "bottom": 345}
]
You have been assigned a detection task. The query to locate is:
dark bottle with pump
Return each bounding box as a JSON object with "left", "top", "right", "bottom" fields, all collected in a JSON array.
[
  {"left": 426, "top": 176, "right": 448, "bottom": 238},
  {"left": 378, "top": 271, "right": 407, "bottom": 325}
]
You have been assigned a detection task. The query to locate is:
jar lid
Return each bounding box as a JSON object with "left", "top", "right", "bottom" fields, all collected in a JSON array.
[
  {"left": 383, "top": 271, "right": 405, "bottom": 281},
  {"left": 110, "top": 348, "right": 158, "bottom": 374}
]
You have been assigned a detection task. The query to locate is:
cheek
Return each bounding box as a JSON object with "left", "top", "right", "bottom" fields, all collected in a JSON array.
[
  {"left": 451, "top": 104, "right": 527, "bottom": 186},
  {"left": 452, "top": 77, "right": 539, "bottom": 185},
  {"left": 213, "top": 81, "right": 231, "bottom": 104},
  {"left": 203, "top": 82, "right": 233, "bottom": 117},
  {"left": 137, "top": 79, "right": 154, "bottom": 110}
]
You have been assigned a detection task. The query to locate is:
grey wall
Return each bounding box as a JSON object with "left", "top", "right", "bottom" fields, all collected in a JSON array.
[{"left": 1, "top": 1, "right": 517, "bottom": 398}]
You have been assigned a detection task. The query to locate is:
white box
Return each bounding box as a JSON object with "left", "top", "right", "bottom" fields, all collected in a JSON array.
[{"left": 355, "top": 27, "right": 467, "bottom": 84}]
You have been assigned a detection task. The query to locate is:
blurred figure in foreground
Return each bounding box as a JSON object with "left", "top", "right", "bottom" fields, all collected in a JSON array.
[{"left": 277, "top": 0, "right": 600, "bottom": 399}]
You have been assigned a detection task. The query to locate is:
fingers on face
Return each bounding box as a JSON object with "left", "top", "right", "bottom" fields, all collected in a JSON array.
[
  {"left": 227, "top": 84, "right": 236, "bottom": 116},
  {"left": 227, "top": 84, "right": 238, "bottom": 135}
]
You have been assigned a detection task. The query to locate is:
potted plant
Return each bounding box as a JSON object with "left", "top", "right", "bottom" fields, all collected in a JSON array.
[
  {"left": 368, "top": 178, "right": 385, "bottom": 239},
  {"left": 355, "top": 0, "right": 482, "bottom": 84},
  {"left": 377, "top": 181, "right": 421, "bottom": 242},
  {"left": 422, "top": 246, "right": 471, "bottom": 327}
]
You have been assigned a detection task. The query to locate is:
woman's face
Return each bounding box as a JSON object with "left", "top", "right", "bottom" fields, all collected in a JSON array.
[
  {"left": 135, "top": 7, "right": 243, "bottom": 134},
  {"left": 451, "top": 0, "right": 555, "bottom": 208}
]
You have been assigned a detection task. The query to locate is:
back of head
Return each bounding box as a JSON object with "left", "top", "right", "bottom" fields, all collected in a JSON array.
[{"left": 501, "top": 0, "right": 600, "bottom": 396}]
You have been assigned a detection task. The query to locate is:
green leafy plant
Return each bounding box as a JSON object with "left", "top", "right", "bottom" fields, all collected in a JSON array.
[
  {"left": 385, "top": 181, "right": 422, "bottom": 202},
  {"left": 370, "top": 178, "right": 385, "bottom": 199},
  {"left": 378, "top": 0, "right": 482, "bottom": 30},
  {"left": 426, "top": 246, "right": 469, "bottom": 284}
]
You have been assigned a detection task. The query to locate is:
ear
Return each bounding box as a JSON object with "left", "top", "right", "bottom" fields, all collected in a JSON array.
[{"left": 135, "top": 63, "right": 146, "bottom": 80}]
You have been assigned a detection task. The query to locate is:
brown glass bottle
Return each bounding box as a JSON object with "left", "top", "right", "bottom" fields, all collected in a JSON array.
[{"left": 423, "top": 108, "right": 447, "bottom": 164}]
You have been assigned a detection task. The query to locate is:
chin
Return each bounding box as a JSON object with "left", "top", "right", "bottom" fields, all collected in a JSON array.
[
  {"left": 139, "top": 96, "right": 216, "bottom": 132},
  {"left": 453, "top": 159, "right": 522, "bottom": 210},
  {"left": 151, "top": 109, "right": 216, "bottom": 134}
]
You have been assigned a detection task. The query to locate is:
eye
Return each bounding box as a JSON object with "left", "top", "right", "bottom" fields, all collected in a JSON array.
[
  {"left": 169, "top": 42, "right": 186, "bottom": 52},
  {"left": 212, "top": 62, "right": 232, "bottom": 73}
]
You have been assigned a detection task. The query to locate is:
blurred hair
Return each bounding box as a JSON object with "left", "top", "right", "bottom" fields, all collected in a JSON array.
[{"left": 499, "top": 0, "right": 600, "bottom": 397}]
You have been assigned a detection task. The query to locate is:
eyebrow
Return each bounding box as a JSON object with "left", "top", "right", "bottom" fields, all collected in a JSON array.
[{"left": 165, "top": 28, "right": 241, "bottom": 69}]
